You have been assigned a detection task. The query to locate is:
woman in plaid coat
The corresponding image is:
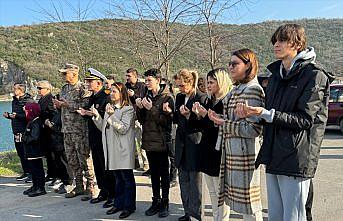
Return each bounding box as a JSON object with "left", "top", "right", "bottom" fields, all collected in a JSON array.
[{"left": 208, "top": 48, "right": 264, "bottom": 221}]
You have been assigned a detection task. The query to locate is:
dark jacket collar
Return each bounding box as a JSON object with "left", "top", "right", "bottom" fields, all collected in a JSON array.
[
  {"left": 13, "top": 93, "right": 32, "bottom": 101},
  {"left": 267, "top": 59, "right": 314, "bottom": 80},
  {"left": 39, "top": 92, "right": 52, "bottom": 100},
  {"left": 126, "top": 81, "right": 144, "bottom": 90},
  {"left": 178, "top": 90, "right": 201, "bottom": 106},
  {"left": 146, "top": 84, "right": 170, "bottom": 99},
  {"left": 92, "top": 87, "right": 106, "bottom": 98}
]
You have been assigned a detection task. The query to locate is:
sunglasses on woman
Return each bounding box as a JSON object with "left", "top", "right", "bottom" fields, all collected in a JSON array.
[{"left": 228, "top": 61, "right": 241, "bottom": 68}]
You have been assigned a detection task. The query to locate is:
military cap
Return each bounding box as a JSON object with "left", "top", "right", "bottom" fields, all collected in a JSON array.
[
  {"left": 58, "top": 63, "right": 79, "bottom": 73},
  {"left": 85, "top": 68, "right": 107, "bottom": 82}
]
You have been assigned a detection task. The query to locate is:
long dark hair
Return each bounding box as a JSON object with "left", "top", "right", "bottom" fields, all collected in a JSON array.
[{"left": 111, "top": 82, "right": 130, "bottom": 107}]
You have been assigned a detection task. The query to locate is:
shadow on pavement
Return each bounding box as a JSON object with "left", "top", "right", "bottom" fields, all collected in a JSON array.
[
  {"left": 321, "top": 146, "right": 343, "bottom": 150},
  {"left": 324, "top": 129, "right": 343, "bottom": 140},
  {"left": 135, "top": 182, "right": 152, "bottom": 187},
  {"left": 320, "top": 155, "right": 343, "bottom": 159}
]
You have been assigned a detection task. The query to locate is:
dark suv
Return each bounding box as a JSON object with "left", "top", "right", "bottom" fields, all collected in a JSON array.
[{"left": 328, "top": 84, "right": 343, "bottom": 133}]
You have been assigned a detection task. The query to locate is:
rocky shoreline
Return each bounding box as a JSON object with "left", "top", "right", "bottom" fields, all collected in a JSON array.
[{"left": 0, "top": 95, "right": 11, "bottom": 102}]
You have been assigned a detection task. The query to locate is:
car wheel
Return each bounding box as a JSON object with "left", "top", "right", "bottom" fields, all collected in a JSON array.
[{"left": 340, "top": 119, "right": 343, "bottom": 134}]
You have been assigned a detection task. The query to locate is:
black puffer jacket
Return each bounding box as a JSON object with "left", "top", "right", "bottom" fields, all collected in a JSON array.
[
  {"left": 22, "top": 117, "right": 44, "bottom": 159},
  {"left": 255, "top": 50, "right": 334, "bottom": 178},
  {"left": 10, "top": 93, "right": 34, "bottom": 134},
  {"left": 50, "top": 110, "right": 65, "bottom": 152},
  {"left": 137, "top": 85, "right": 174, "bottom": 152}
]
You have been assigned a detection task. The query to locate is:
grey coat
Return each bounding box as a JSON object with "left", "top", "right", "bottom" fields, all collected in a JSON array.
[{"left": 93, "top": 105, "right": 135, "bottom": 170}]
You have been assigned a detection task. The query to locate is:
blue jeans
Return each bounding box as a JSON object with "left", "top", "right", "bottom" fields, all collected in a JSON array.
[
  {"left": 266, "top": 173, "right": 310, "bottom": 221},
  {"left": 113, "top": 169, "right": 136, "bottom": 211}
]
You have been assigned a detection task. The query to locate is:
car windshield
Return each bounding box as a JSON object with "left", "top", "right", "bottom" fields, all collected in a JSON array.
[{"left": 330, "top": 87, "right": 343, "bottom": 103}]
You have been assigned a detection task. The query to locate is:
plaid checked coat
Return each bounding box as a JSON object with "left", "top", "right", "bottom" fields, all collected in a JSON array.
[{"left": 216, "top": 77, "right": 265, "bottom": 214}]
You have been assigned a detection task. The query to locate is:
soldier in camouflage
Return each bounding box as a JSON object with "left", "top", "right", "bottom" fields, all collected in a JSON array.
[{"left": 53, "top": 63, "right": 95, "bottom": 199}]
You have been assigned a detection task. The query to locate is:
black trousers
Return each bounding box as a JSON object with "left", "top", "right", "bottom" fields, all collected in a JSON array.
[
  {"left": 146, "top": 151, "right": 170, "bottom": 199},
  {"left": 103, "top": 170, "right": 116, "bottom": 199},
  {"left": 113, "top": 169, "right": 136, "bottom": 211},
  {"left": 45, "top": 149, "right": 58, "bottom": 178},
  {"left": 14, "top": 139, "right": 30, "bottom": 174},
  {"left": 306, "top": 179, "right": 313, "bottom": 221},
  {"left": 54, "top": 150, "right": 72, "bottom": 185},
  {"left": 90, "top": 141, "right": 116, "bottom": 198},
  {"left": 169, "top": 140, "right": 177, "bottom": 182},
  {"left": 28, "top": 158, "right": 45, "bottom": 189},
  {"left": 41, "top": 131, "right": 58, "bottom": 179}
]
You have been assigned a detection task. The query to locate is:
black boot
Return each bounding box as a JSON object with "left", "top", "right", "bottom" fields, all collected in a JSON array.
[
  {"left": 145, "top": 197, "right": 161, "bottom": 216},
  {"left": 178, "top": 215, "right": 191, "bottom": 221},
  {"left": 28, "top": 187, "right": 47, "bottom": 197},
  {"left": 158, "top": 198, "right": 169, "bottom": 218},
  {"left": 23, "top": 186, "right": 36, "bottom": 195},
  {"left": 142, "top": 169, "right": 151, "bottom": 176}
]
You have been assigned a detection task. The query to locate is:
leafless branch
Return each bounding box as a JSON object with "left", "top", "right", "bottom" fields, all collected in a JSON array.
[
  {"left": 32, "top": 0, "right": 97, "bottom": 73},
  {"left": 105, "top": 0, "right": 203, "bottom": 77}
]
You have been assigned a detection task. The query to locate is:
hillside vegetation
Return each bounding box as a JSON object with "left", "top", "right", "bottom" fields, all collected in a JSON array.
[{"left": 0, "top": 18, "right": 342, "bottom": 88}]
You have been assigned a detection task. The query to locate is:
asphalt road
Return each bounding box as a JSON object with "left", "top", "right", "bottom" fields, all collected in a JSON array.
[{"left": 0, "top": 129, "right": 342, "bottom": 221}]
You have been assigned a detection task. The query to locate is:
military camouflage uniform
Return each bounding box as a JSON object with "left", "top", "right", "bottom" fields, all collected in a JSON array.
[{"left": 60, "top": 81, "right": 94, "bottom": 194}]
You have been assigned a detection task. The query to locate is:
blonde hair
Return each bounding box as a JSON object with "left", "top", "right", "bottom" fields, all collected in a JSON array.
[
  {"left": 14, "top": 83, "right": 26, "bottom": 93},
  {"left": 207, "top": 68, "right": 233, "bottom": 100},
  {"left": 177, "top": 69, "right": 198, "bottom": 91}
]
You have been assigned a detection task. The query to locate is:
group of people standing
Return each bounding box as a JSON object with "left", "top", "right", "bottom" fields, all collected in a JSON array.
[{"left": 3, "top": 23, "right": 334, "bottom": 221}]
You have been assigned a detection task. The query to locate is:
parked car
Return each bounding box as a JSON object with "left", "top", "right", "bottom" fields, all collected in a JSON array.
[{"left": 328, "top": 84, "right": 343, "bottom": 133}]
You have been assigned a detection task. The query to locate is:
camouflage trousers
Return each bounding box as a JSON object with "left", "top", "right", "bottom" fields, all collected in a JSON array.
[
  {"left": 134, "top": 121, "right": 148, "bottom": 168},
  {"left": 64, "top": 133, "right": 94, "bottom": 191}
]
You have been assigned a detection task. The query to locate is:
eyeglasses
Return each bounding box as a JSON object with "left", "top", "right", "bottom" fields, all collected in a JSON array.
[
  {"left": 228, "top": 61, "right": 241, "bottom": 68},
  {"left": 37, "top": 87, "right": 44, "bottom": 90}
]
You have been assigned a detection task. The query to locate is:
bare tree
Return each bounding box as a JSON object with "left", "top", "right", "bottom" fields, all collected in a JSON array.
[
  {"left": 32, "top": 0, "right": 98, "bottom": 74},
  {"left": 192, "top": 0, "right": 247, "bottom": 69},
  {"left": 126, "top": 20, "right": 148, "bottom": 70},
  {"left": 105, "top": 0, "right": 203, "bottom": 78}
]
